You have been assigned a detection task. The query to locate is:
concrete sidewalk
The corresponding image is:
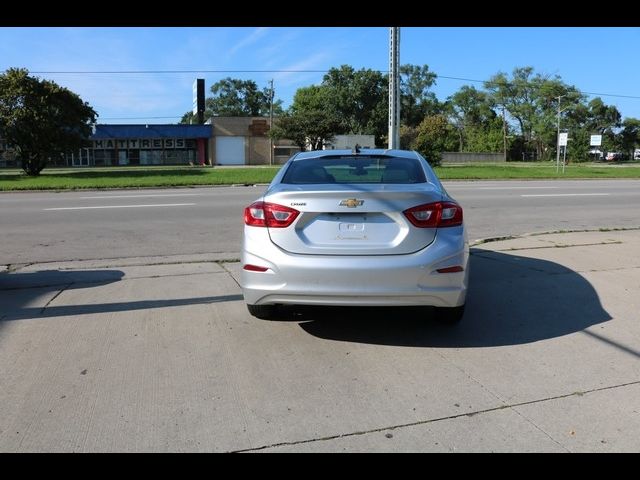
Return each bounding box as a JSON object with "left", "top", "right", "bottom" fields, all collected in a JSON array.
[{"left": 1, "top": 230, "right": 639, "bottom": 452}]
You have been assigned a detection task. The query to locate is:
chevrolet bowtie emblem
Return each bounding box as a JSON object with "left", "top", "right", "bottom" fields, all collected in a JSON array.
[{"left": 339, "top": 198, "right": 364, "bottom": 208}]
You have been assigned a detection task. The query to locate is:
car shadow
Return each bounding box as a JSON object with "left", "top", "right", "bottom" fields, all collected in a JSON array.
[
  {"left": 287, "top": 248, "right": 612, "bottom": 348},
  {"left": 0, "top": 269, "right": 243, "bottom": 322}
]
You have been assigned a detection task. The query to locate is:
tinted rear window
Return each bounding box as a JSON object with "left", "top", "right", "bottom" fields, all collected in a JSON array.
[{"left": 281, "top": 156, "right": 426, "bottom": 184}]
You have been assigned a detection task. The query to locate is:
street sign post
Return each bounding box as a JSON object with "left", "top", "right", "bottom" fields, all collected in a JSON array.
[
  {"left": 559, "top": 132, "right": 568, "bottom": 146},
  {"left": 557, "top": 132, "right": 569, "bottom": 173}
]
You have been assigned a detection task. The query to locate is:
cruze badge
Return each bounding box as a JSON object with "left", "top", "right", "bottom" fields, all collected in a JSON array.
[{"left": 339, "top": 198, "right": 364, "bottom": 208}]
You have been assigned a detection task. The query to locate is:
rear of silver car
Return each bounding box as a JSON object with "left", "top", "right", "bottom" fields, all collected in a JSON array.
[{"left": 241, "top": 150, "right": 469, "bottom": 321}]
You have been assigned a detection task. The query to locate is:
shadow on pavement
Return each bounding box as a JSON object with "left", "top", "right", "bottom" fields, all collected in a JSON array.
[
  {"left": 0, "top": 269, "right": 242, "bottom": 321},
  {"left": 291, "top": 248, "right": 612, "bottom": 348}
]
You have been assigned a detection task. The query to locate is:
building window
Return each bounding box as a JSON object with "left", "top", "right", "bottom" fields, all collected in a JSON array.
[{"left": 94, "top": 150, "right": 115, "bottom": 166}]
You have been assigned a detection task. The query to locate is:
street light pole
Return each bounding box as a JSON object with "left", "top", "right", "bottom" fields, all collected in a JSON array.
[
  {"left": 556, "top": 95, "right": 566, "bottom": 173},
  {"left": 502, "top": 106, "right": 507, "bottom": 162},
  {"left": 269, "top": 79, "right": 274, "bottom": 166}
]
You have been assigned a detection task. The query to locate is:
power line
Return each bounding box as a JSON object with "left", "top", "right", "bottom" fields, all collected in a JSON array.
[
  {"left": 30, "top": 70, "right": 330, "bottom": 74},
  {"left": 29, "top": 68, "right": 640, "bottom": 101}
]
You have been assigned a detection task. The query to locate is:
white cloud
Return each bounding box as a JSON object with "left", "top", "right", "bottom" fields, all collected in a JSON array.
[
  {"left": 255, "top": 29, "right": 303, "bottom": 67},
  {"left": 273, "top": 51, "right": 332, "bottom": 87},
  {"left": 228, "top": 27, "right": 269, "bottom": 57}
]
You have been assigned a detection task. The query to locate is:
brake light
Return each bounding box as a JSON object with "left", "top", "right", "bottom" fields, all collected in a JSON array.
[
  {"left": 244, "top": 201, "right": 300, "bottom": 228},
  {"left": 403, "top": 201, "right": 463, "bottom": 228}
]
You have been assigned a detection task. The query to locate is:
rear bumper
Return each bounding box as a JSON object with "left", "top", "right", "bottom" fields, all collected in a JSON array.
[{"left": 241, "top": 226, "right": 469, "bottom": 307}]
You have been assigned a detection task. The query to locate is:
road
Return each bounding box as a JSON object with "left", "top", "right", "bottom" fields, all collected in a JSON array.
[{"left": 1, "top": 179, "right": 639, "bottom": 265}]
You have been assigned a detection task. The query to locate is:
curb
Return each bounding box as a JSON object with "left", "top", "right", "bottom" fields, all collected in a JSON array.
[{"left": 471, "top": 226, "right": 640, "bottom": 247}]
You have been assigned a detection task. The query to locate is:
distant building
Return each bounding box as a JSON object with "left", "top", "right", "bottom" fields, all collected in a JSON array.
[
  {"left": 211, "top": 116, "right": 299, "bottom": 166},
  {"left": 2, "top": 118, "right": 356, "bottom": 168},
  {"left": 86, "top": 124, "right": 212, "bottom": 167},
  {"left": 325, "top": 134, "right": 376, "bottom": 150}
]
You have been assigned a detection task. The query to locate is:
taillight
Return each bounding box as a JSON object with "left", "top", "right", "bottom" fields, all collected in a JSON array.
[
  {"left": 244, "top": 201, "right": 299, "bottom": 228},
  {"left": 403, "top": 201, "right": 463, "bottom": 228}
]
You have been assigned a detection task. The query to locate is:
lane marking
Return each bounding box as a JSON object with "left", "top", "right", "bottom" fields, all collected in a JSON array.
[
  {"left": 80, "top": 194, "right": 201, "bottom": 199},
  {"left": 44, "top": 203, "right": 197, "bottom": 211},
  {"left": 475, "top": 186, "right": 559, "bottom": 190},
  {"left": 521, "top": 193, "right": 610, "bottom": 198}
]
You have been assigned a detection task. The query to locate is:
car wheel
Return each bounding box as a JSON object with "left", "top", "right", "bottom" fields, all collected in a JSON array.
[
  {"left": 434, "top": 305, "right": 465, "bottom": 324},
  {"left": 247, "top": 304, "right": 277, "bottom": 320}
]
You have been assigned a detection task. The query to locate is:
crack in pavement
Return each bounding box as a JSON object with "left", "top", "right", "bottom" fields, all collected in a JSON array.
[
  {"left": 472, "top": 226, "right": 640, "bottom": 247},
  {"left": 428, "top": 348, "right": 569, "bottom": 452},
  {"left": 219, "top": 263, "right": 241, "bottom": 289},
  {"left": 39, "top": 283, "right": 73, "bottom": 315},
  {"left": 230, "top": 380, "right": 640, "bottom": 453},
  {"left": 489, "top": 241, "right": 623, "bottom": 252}
]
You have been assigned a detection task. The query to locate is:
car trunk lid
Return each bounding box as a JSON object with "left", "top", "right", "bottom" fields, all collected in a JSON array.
[{"left": 265, "top": 184, "right": 441, "bottom": 255}]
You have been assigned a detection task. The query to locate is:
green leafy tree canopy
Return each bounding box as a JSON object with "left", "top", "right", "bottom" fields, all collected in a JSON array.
[
  {"left": 399, "top": 64, "right": 440, "bottom": 127},
  {"left": 0, "top": 68, "right": 97, "bottom": 175},
  {"left": 270, "top": 110, "right": 345, "bottom": 151},
  {"left": 180, "top": 78, "right": 284, "bottom": 123},
  {"left": 413, "top": 114, "right": 458, "bottom": 165}
]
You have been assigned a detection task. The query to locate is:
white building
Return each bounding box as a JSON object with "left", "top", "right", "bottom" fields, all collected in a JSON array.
[{"left": 325, "top": 134, "right": 376, "bottom": 150}]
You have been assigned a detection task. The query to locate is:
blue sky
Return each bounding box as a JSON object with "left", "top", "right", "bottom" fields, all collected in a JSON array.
[{"left": 1, "top": 27, "right": 638, "bottom": 124}]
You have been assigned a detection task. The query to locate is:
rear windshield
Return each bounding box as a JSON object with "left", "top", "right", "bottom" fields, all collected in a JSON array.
[{"left": 281, "top": 156, "right": 427, "bottom": 184}]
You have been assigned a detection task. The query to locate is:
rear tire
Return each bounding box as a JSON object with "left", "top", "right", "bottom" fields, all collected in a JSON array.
[
  {"left": 435, "top": 305, "right": 465, "bottom": 324},
  {"left": 247, "top": 304, "right": 277, "bottom": 320}
]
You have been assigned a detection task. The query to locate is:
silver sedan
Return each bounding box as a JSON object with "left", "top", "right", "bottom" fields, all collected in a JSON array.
[{"left": 241, "top": 149, "right": 469, "bottom": 322}]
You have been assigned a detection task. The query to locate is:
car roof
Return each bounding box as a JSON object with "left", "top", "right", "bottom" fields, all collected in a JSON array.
[{"left": 291, "top": 149, "right": 420, "bottom": 161}]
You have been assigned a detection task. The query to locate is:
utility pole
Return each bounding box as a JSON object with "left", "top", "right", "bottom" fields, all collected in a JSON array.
[
  {"left": 556, "top": 94, "right": 566, "bottom": 173},
  {"left": 502, "top": 105, "right": 507, "bottom": 162},
  {"left": 269, "top": 79, "right": 274, "bottom": 166},
  {"left": 388, "top": 27, "right": 400, "bottom": 149}
]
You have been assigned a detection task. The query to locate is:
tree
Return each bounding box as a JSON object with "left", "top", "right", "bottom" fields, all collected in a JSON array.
[
  {"left": 290, "top": 85, "right": 333, "bottom": 114},
  {"left": 399, "top": 124, "right": 418, "bottom": 150},
  {"left": 287, "top": 67, "right": 389, "bottom": 147},
  {"left": 286, "top": 64, "right": 441, "bottom": 148},
  {"left": 180, "top": 111, "right": 196, "bottom": 124},
  {"left": 399, "top": 64, "right": 440, "bottom": 127},
  {"left": 447, "top": 85, "right": 503, "bottom": 152},
  {"left": 586, "top": 98, "right": 622, "bottom": 134},
  {"left": 0, "top": 68, "right": 97, "bottom": 176},
  {"left": 320, "top": 65, "right": 388, "bottom": 145},
  {"left": 413, "top": 114, "right": 458, "bottom": 165},
  {"left": 485, "top": 67, "right": 584, "bottom": 161},
  {"left": 179, "top": 78, "right": 283, "bottom": 123},
  {"left": 270, "top": 111, "right": 344, "bottom": 151},
  {"left": 620, "top": 117, "right": 640, "bottom": 159},
  {"left": 561, "top": 98, "right": 622, "bottom": 161}
]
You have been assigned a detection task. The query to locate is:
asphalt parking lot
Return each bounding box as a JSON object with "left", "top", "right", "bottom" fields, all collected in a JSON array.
[{"left": 1, "top": 230, "right": 639, "bottom": 452}]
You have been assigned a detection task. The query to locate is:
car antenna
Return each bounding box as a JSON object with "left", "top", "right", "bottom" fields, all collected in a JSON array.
[{"left": 353, "top": 144, "right": 361, "bottom": 154}]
